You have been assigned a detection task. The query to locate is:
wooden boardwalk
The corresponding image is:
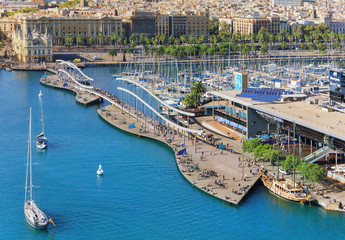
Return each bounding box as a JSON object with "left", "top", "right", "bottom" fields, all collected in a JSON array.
[
  {"left": 97, "top": 105, "right": 260, "bottom": 205},
  {"left": 40, "top": 74, "right": 261, "bottom": 205},
  {"left": 40, "top": 75, "right": 101, "bottom": 106}
]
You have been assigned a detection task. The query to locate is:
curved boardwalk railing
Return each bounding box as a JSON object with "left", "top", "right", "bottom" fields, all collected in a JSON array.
[{"left": 117, "top": 77, "right": 195, "bottom": 117}]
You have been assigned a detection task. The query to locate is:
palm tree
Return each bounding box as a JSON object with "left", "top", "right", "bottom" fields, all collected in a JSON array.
[
  {"left": 89, "top": 36, "right": 96, "bottom": 46},
  {"left": 189, "top": 35, "right": 195, "bottom": 44},
  {"left": 139, "top": 35, "right": 144, "bottom": 45},
  {"left": 108, "top": 49, "right": 117, "bottom": 61},
  {"left": 76, "top": 34, "right": 83, "bottom": 48},
  {"left": 64, "top": 33, "right": 74, "bottom": 49},
  {"left": 191, "top": 81, "right": 206, "bottom": 102},
  {"left": 110, "top": 32, "right": 118, "bottom": 46},
  {"left": 260, "top": 42, "right": 269, "bottom": 55},
  {"left": 287, "top": 34, "right": 294, "bottom": 49},
  {"left": 160, "top": 34, "right": 166, "bottom": 45},
  {"left": 242, "top": 43, "right": 250, "bottom": 55},
  {"left": 168, "top": 35, "right": 175, "bottom": 44},
  {"left": 180, "top": 35, "right": 187, "bottom": 44},
  {"left": 97, "top": 33, "right": 105, "bottom": 46},
  {"left": 281, "top": 41, "right": 288, "bottom": 50},
  {"left": 183, "top": 93, "right": 199, "bottom": 109}
]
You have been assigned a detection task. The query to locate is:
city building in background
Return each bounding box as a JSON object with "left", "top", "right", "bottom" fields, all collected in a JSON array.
[
  {"left": 233, "top": 13, "right": 280, "bottom": 34},
  {"left": 271, "top": 0, "right": 302, "bottom": 7},
  {"left": 12, "top": 26, "right": 52, "bottom": 62}
]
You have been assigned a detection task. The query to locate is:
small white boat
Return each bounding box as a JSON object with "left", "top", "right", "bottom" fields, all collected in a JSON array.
[
  {"left": 97, "top": 164, "right": 104, "bottom": 175},
  {"left": 36, "top": 134, "right": 47, "bottom": 149},
  {"left": 38, "top": 90, "right": 43, "bottom": 98}
]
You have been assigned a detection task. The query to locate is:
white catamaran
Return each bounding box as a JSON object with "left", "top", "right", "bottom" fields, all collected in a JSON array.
[
  {"left": 24, "top": 108, "right": 49, "bottom": 230},
  {"left": 36, "top": 92, "right": 47, "bottom": 149}
]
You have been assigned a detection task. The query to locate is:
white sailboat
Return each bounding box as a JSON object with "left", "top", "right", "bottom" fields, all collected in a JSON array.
[
  {"left": 24, "top": 108, "right": 49, "bottom": 230},
  {"left": 97, "top": 164, "right": 104, "bottom": 175},
  {"left": 35, "top": 93, "right": 47, "bottom": 149},
  {"left": 38, "top": 90, "right": 43, "bottom": 98}
]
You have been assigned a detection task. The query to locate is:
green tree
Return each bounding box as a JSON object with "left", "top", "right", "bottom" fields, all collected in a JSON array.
[
  {"left": 58, "top": 0, "right": 80, "bottom": 8},
  {"left": 76, "top": 34, "right": 83, "bottom": 47},
  {"left": 242, "top": 44, "right": 250, "bottom": 55},
  {"left": 155, "top": 46, "right": 164, "bottom": 56},
  {"left": 189, "top": 35, "right": 195, "bottom": 44},
  {"left": 180, "top": 35, "right": 187, "bottom": 44},
  {"left": 64, "top": 34, "right": 74, "bottom": 48},
  {"left": 260, "top": 42, "right": 269, "bottom": 55},
  {"left": 183, "top": 92, "right": 199, "bottom": 109},
  {"left": 108, "top": 49, "right": 117, "bottom": 61},
  {"left": 209, "top": 19, "right": 219, "bottom": 35},
  {"left": 97, "top": 33, "right": 105, "bottom": 46},
  {"left": 160, "top": 34, "right": 167, "bottom": 45},
  {"left": 281, "top": 41, "right": 288, "bottom": 50},
  {"left": 252, "top": 45, "right": 259, "bottom": 55},
  {"left": 111, "top": 33, "right": 119, "bottom": 45},
  {"left": 168, "top": 35, "right": 175, "bottom": 44},
  {"left": 297, "top": 162, "right": 325, "bottom": 182},
  {"left": 89, "top": 36, "right": 96, "bottom": 46},
  {"left": 242, "top": 138, "right": 262, "bottom": 153}
]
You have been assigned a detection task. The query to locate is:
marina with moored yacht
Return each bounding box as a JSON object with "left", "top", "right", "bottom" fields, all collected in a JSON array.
[{"left": 37, "top": 59, "right": 345, "bottom": 212}]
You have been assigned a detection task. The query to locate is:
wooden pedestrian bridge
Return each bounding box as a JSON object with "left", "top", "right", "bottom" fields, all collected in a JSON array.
[{"left": 46, "top": 60, "right": 203, "bottom": 135}]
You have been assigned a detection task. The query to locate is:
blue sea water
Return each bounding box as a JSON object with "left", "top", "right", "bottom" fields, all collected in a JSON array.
[{"left": 0, "top": 67, "right": 344, "bottom": 240}]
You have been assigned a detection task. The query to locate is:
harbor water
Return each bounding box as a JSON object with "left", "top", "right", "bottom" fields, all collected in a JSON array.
[{"left": 0, "top": 68, "right": 344, "bottom": 240}]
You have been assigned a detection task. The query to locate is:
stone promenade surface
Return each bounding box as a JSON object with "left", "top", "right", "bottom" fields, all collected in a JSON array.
[
  {"left": 40, "top": 75, "right": 100, "bottom": 106},
  {"left": 98, "top": 105, "right": 260, "bottom": 205}
]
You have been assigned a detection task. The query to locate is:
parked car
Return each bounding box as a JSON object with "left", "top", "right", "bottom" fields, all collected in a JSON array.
[
  {"left": 92, "top": 56, "right": 102, "bottom": 60},
  {"left": 279, "top": 168, "right": 290, "bottom": 175}
]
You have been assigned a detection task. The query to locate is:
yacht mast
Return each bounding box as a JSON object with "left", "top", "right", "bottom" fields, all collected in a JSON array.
[
  {"left": 29, "top": 107, "right": 33, "bottom": 201},
  {"left": 25, "top": 108, "right": 31, "bottom": 201},
  {"left": 39, "top": 96, "right": 44, "bottom": 133}
]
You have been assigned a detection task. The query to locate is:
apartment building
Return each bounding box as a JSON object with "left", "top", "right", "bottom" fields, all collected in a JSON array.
[
  {"left": 233, "top": 13, "right": 280, "bottom": 34},
  {"left": 155, "top": 13, "right": 169, "bottom": 36},
  {"left": 124, "top": 10, "right": 209, "bottom": 37},
  {"left": 124, "top": 11, "right": 156, "bottom": 36},
  {"left": 185, "top": 11, "right": 209, "bottom": 37}
]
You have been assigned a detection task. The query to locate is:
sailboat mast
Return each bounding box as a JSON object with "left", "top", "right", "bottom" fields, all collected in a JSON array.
[
  {"left": 29, "top": 107, "right": 33, "bottom": 201},
  {"left": 25, "top": 108, "right": 31, "bottom": 201},
  {"left": 276, "top": 124, "right": 280, "bottom": 179},
  {"left": 40, "top": 97, "right": 44, "bottom": 133},
  {"left": 293, "top": 121, "right": 296, "bottom": 187}
]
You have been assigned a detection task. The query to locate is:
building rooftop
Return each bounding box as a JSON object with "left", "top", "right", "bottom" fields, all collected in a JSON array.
[{"left": 211, "top": 90, "right": 345, "bottom": 141}]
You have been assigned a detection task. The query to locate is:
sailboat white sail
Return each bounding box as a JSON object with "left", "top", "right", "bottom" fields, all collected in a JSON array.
[
  {"left": 97, "top": 164, "right": 104, "bottom": 175},
  {"left": 36, "top": 93, "right": 47, "bottom": 149},
  {"left": 24, "top": 108, "right": 49, "bottom": 230}
]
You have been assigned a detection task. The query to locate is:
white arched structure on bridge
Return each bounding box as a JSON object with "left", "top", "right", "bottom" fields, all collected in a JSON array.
[
  {"left": 117, "top": 87, "right": 203, "bottom": 135},
  {"left": 117, "top": 77, "right": 195, "bottom": 117},
  {"left": 57, "top": 59, "right": 94, "bottom": 81},
  {"left": 58, "top": 69, "right": 94, "bottom": 89}
]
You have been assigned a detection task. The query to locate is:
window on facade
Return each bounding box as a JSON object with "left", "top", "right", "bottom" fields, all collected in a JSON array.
[
  {"left": 28, "top": 50, "right": 31, "bottom": 55},
  {"left": 42, "top": 50, "right": 45, "bottom": 55},
  {"left": 48, "top": 49, "right": 51, "bottom": 55},
  {"left": 34, "top": 50, "right": 37, "bottom": 55},
  {"left": 38, "top": 50, "right": 41, "bottom": 55}
]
